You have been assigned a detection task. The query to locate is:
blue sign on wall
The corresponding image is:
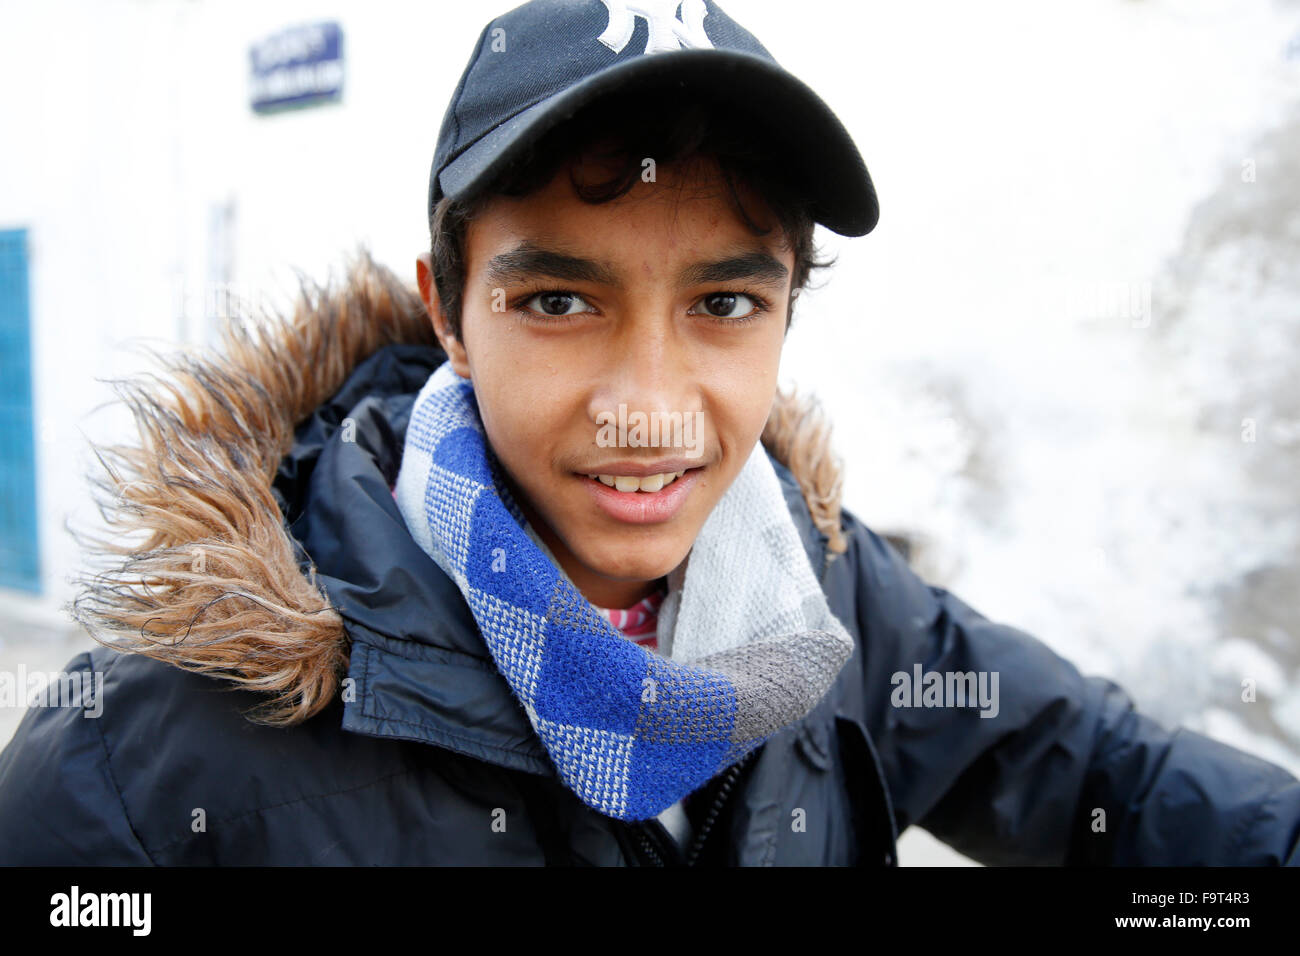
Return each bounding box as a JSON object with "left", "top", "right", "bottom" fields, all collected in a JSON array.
[{"left": 250, "top": 22, "right": 344, "bottom": 114}]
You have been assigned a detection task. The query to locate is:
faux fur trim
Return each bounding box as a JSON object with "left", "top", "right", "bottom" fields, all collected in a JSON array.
[
  {"left": 762, "top": 387, "right": 848, "bottom": 560},
  {"left": 68, "top": 250, "right": 846, "bottom": 726}
]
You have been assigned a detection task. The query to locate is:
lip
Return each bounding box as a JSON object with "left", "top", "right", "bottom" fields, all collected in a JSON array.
[
  {"left": 580, "top": 458, "right": 704, "bottom": 478},
  {"left": 579, "top": 465, "right": 704, "bottom": 524}
]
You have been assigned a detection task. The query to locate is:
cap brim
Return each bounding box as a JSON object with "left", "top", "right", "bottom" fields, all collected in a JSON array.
[{"left": 434, "top": 48, "right": 878, "bottom": 237}]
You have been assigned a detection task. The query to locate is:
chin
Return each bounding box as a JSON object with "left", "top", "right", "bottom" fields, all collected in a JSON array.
[{"left": 578, "top": 536, "right": 687, "bottom": 584}]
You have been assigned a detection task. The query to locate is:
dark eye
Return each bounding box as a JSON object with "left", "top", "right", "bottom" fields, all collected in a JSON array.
[
  {"left": 694, "top": 292, "right": 759, "bottom": 319},
  {"left": 524, "top": 291, "right": 592, "bottom": 316}
]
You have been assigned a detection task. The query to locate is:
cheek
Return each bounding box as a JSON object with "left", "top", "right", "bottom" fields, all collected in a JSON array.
[
  {"left": 460, "top": 311, "right": 527, "bottom": 421},
  {"left": 474, "top": 375, "right": 548, "bottom": 471},
  {"left": 713, "top": 328, "right": 784, "bottom": 435},
  {"left": 461, "top": 333, "right": 572, "bottom": 481}
]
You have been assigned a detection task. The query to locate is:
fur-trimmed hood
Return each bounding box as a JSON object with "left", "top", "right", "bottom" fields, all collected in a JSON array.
[{"left": 69, "top": 251, "right": 847, "bottom": 726}]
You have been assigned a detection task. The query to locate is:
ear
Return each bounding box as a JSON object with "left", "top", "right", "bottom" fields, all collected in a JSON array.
[{"left": 416, "top": 251, "right": 471, "bottom": 378}]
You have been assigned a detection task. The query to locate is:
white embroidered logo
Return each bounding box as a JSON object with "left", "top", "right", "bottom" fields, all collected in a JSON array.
[{"left": 597, "top": 0, "right": 713, "bottom": 55}]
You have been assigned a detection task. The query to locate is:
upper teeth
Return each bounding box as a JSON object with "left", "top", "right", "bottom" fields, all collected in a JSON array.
[{"left": 589, "top": 471, "right": 686, "bottom": 492}]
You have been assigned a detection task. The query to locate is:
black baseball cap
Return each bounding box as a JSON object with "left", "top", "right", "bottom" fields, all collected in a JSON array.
[{"left": 428, "top": 0, "right": 879, "bottom": 236}]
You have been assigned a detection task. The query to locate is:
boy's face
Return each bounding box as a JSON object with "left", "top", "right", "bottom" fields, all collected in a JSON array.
[{"left": 418, "top": 155, "right": 793, "bottom": 609}]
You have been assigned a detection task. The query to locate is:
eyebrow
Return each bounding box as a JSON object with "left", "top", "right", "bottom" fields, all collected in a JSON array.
[
  {"left": 484, "top": 241, "right": 619, "bottom": 287},
  {"left": 678, "top": 251, "right": 789, "bottom": 287},
  {"left": 483, "top": 240, "right": 789, "bottom": 289}
]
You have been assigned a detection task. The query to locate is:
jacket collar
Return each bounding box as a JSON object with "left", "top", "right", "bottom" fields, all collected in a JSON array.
[{"left": 273, "top": 342, "right": 558, "bottom": 771}]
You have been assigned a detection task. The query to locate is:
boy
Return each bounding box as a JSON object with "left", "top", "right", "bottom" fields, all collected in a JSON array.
[{"left": 0, "top": 0, "right": 1296, "bottom": 865}]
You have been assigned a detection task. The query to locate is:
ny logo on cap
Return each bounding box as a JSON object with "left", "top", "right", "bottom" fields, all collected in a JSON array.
[{"left": 597, "top": 0, "right": 713, "bottom": 55}]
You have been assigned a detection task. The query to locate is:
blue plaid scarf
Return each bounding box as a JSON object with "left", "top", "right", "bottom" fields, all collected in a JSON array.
[{"left": 395, "top": 361, "right": 854, "bottom": 820}]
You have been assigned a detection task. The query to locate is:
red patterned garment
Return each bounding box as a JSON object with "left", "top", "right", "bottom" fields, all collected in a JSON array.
[{"left": 596, "top": 586, "right": 666, "bottom": 653}]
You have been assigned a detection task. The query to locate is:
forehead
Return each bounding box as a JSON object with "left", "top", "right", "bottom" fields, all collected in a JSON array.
[{"left": 464, "top": 156, "right": 793, "bottom": 271}]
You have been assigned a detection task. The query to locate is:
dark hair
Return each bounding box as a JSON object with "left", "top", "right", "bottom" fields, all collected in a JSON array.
[{"left": 429, "top": 87, "right": 834, "bottom": 340}]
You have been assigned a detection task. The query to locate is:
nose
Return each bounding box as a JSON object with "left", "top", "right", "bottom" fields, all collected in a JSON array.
[{"left": 586, "top": 305, "right": 702, "bottom": 452}]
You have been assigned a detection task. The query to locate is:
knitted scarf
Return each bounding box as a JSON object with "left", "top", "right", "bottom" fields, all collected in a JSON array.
[{"left": 394, "top": 361, "right": 854, "bottom": 821}]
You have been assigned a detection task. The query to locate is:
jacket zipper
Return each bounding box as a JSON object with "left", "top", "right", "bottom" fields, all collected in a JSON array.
[
  {"left": 633, "top": 826, "right": 667, "bottom": 866},
  {"left": 626, "top": 750, "right": 755, "bottom": 866},
  {"left": 683, "top": 752, "right": 752, "bottom": 866}
]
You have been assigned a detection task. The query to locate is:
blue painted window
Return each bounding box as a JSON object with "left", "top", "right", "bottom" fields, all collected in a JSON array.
[{"left": 0, "top": 228, "right": 40, "bottom": 593}]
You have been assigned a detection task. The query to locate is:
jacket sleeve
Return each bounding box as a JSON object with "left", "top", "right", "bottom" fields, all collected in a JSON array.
[
  {"left": 841, "top": 513, "right": 1300, "bottom": 865},
  {"left": 0, "top": 652, "right": 155, "bottom": 865}
]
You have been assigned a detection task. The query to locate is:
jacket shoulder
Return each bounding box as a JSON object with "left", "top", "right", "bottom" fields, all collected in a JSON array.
[{"left": 0, "top": 648, "right": 150, "bottom": 863}]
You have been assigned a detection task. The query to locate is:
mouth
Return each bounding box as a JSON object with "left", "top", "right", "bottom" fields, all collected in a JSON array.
[
  {"left": 584, "top": 469, "right": 687, "bottom": 493},
  {"left": 578, "top": 462, "right": 706, "bottom": 524}
]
